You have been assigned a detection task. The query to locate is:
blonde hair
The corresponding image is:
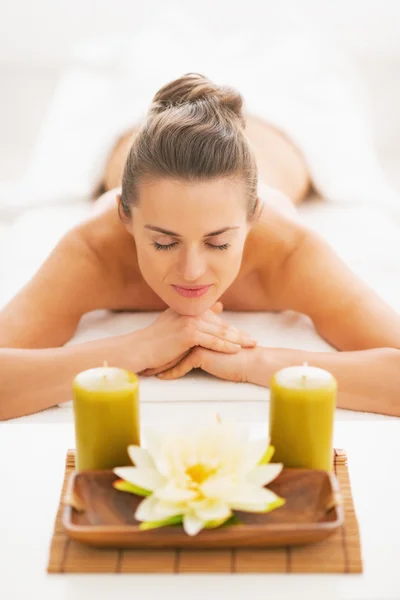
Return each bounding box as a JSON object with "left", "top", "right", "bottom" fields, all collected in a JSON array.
[{"left": 120, "top": 73, "right": 258, "bottom": 219}]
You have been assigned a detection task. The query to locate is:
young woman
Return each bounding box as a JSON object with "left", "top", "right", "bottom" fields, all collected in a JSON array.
[{"left": 1, "top": 73, "right": 399, "bottom": 420}]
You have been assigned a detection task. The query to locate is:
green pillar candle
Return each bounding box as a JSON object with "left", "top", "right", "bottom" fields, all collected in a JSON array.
[
  {"left": 72, "top": 365, "right": 140, "bottom": 471},
  {"left": 269, "top": 363, "right": 336, "bottom": 471}
]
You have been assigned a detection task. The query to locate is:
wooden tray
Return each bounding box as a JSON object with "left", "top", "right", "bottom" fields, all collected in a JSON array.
[{"left": 62, "top": 467, "right": 343, "bottom": 549}]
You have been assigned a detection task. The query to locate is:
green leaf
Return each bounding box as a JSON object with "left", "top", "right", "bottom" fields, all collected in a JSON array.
[
  {"left": 139, "top": 515, "right": 183, "bottom": 530},
  {"left": 258, "top": 445, "right": 275, "bottom": 465},
  {"left": 113, "top": 479, "right": 151, "bottom": 497}
]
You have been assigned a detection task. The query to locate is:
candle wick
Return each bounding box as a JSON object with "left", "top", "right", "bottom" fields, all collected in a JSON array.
[
  {"left": 301, "top": 361, "right": 309, "bottom": 384},
  {"left": 102, "top": 360, "right": 109, "bottom": 383}
]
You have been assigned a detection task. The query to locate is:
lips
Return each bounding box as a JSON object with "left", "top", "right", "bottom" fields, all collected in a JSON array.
[
  {"left": 176, "top": 285, "right": 210, "bottom": 290},
  {"left": 172, "top": 284, "right": 211, "bottom": 298}
]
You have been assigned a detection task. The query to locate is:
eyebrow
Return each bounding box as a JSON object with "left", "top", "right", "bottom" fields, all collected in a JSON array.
[{"left": 144, "top": 225, "right": 240, "bottom": 237}]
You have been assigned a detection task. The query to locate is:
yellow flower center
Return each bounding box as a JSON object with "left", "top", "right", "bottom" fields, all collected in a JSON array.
[{"left": 186, "top": 463, "right": 216, "bottom": 484}]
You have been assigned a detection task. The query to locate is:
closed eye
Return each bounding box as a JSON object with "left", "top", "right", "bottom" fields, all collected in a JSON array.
[
  {"left": 208, "top": 243, "right": 230, "bottom": 250},
  {"left": 152, "top": 242, "right": 230, "bottom": 251},
  {"left": 153, "top": 242, "right": 177, "bottom": 251}
]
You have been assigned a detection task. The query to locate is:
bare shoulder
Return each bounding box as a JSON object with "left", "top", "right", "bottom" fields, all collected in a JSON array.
[
  {"left": 0, "top": 189, "right": 136, "bottom": 349},
  {"left": 80, "top": 188, "right": 138, "bottom": 282},
  {"left": 253, "top": 193, "right": 400, "bottom": 351},
  {"left": 247, "top": 189, "right": 307, "bottom": 298}
]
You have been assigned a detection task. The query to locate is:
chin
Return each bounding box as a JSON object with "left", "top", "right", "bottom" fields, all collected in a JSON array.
[
  {"left": 171, "top": 299, "right": 214, "bottom": 317},
  {"left": 166, "top": 291, "right": 220, "bottom": 317}
]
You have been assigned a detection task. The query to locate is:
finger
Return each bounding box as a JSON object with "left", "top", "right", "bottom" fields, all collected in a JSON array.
[
  {"left": 158, "top": 350, "right": 200, "bottom": 379},
  {"left": 209, "top": 320, "right": 257, "bottom": 346},
  {"left": 209, "top": 318, "right": 257, "bottom": 348},
  {"left": 192, "top": 331, "right": 243, "bottom": 354},
  {"left": 140, "top": 350, "right": 192, "bottom": 377},
  {"left": 196, "top": 320, "right": 256, "bottom": 349},
  {"left": 210, "top": 301, "right": 223, "bottom": 315},
  {"left": 139, "top": 350, "right": 191, "bottom": 376}
]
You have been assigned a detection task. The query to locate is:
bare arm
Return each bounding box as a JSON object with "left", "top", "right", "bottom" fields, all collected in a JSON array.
[
  {"left": 0, "top": 333, "right": 147, "bottom": 421},
  {"left": 270, "top": 228, "right": 400, "bottom": 351},
  {"left": 257, "top": 225, "right": 400, "bottom": 415},
  {"left": 0, "top": 192, "right": 138, "bottom": 419},
  {"left": 244, "top": 344, "right": 400, "bottom": 416}
]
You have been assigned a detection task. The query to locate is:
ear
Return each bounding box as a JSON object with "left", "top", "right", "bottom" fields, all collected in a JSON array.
[
  {"left": 251, "top": 196, "right": 264, "bottom": 223},
  {"left": 117, "top": 193, "right": 131, "bottom": 225}
]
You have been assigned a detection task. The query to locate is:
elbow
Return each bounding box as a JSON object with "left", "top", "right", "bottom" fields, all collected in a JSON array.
[
  {"left": 0, "top": 387, "right": 49, "bottom": 421},
  {"left": 0, "top": 399, "right": 14, "bottom": 422},
  {"left": 0, "top": 394, "right": 21, "bottom": 422},
  {"left": 0, "top": 384, "right": 8, "bottom": 420},
  {"left": 0, "top": 379, "right": 62, "bottom": 421},
  {"left": 0, "top": 384, "right": 33, "bottom": 422},
  {"left": 0, "top": 413, "right": 14, "bottom": 422},
  {"left": 0, "top": 400, "right": 37, "bottom": 422},
  {"left": 0, "top": 366, "right": 18, "bottom": 421}
]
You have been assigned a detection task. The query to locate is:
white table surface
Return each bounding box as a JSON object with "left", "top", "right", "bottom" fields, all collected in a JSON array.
[{"left": 1, "top": 420, "right": 399, "bottom": 600}]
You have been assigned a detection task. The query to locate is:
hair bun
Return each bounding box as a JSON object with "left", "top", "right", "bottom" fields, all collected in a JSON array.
[{"left": 150, "top": 72, "right": 245, "bottom": 126}]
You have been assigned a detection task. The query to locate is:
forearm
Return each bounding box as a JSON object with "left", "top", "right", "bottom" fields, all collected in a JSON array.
[
  {"left": 0, "top": 333, "right": 146, "bottom": 421},
  {"left": 248, "top": 346, "right": 400, "bottom": 417}
]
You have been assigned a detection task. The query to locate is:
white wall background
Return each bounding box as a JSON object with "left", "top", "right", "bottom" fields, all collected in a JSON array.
[
  {"left": 0, "top": 0, "right": 399, "bottom": 182},
  {"left": 1, "top": 0, "right": 400, "bottom": 66}
]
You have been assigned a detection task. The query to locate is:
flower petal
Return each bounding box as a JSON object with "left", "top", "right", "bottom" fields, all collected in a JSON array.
[
  {"left": 135, "top": 495, "right": 183, "bottom": 522},
  {"left": 200, "top": 475, "right": 239, "bottom": 500},
  {"left": 192, "top": 500, "right": 232, "bottom": 523},
  {"left": 183, "top": 513, "right": 206, "bottom": 536},
  {"left": 141, "top": 426, "right": 164, "bottom": 463},
  {"left": 247, "top": 463, "right": 283, "bottom": 487},
  {"left": 127, "top": 445, "right": 156, "bottom": 469},
  {"left": 113, "top": 466, "right": 165, "bottom": 492},
  {"left": 227, "top": 483, "right": 277, "bottom": 505},
  {"left": 134, "top": 496, "right": 161, "bottom": 522},
  {"left": 230, "top": 493, "right": 286, "bottom": 513},
  {"left": 242, "top": 438, "right": 270, "bottom": 471},
  {"left": 155, "top": 481, "right": 198, "bottom": 503},
  {"left": 139, "top": 515, "right": 183, "bottom": 530}
]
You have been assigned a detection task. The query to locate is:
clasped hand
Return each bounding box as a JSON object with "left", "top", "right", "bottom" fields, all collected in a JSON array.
[{"left": 137, "top": 302, "right": 259, "bottom": 381}]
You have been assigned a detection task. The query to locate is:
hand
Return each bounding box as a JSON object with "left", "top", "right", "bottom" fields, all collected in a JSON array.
[
  {"left": 139, "top": 348, "right": 192, "bottom": 377},
  {"left": 130, "top": 302, "right": 256, "bottom": 373},
  {"left": 153, "top": 345, "right": 262, "bottom": 382}
]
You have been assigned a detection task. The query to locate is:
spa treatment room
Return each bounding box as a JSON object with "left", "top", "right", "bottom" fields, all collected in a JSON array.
[{"left": 0, "top": 1, "right": 399, "bottom": 598}]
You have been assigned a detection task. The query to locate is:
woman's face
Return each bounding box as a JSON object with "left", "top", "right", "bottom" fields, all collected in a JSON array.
[{"left": 123, "top": 178, "right": 250, "bottom": 316}]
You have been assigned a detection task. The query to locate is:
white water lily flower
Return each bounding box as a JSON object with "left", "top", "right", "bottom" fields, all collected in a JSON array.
[{"left": 113, "top": 420, "right": 285, "bottom": 536}]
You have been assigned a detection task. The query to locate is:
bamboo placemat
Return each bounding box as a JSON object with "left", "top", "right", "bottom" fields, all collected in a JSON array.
[{"left": 47, "top": 449, "right": 362, "bottom": 574}]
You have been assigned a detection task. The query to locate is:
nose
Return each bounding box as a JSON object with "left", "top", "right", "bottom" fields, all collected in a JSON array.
[{"left": 178, "top": 246, "right": 207, "bottom": 282}]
